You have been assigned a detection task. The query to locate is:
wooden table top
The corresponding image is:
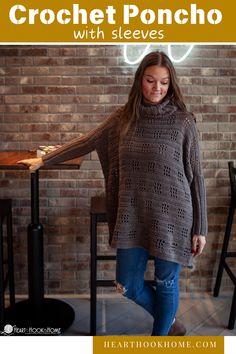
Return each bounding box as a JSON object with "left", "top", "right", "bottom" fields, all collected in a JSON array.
[{"left": 0, "top": 151, "right": 82, "bottom": 170}]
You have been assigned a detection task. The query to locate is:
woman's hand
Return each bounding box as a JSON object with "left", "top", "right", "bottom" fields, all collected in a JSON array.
[
  {"left": 191, "top": 235, "right": 206, "bottom": 257},
  {"left": 17, "top": 157, "right": 44, "bottom": 173}
]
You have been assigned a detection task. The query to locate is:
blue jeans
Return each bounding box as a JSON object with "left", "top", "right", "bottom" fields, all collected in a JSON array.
[{"left": 116, "top": 247, "right": 181, "bottom": 336}]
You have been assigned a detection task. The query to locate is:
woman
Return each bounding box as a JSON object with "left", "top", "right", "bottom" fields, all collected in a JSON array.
[{"left": 19, "top": 51, "right": 207, "bottom": 336}]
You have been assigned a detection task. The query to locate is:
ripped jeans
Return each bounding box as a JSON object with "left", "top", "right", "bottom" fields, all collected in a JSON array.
[{"left": 116, "top": 247, "right": 181, "bottom": 336}]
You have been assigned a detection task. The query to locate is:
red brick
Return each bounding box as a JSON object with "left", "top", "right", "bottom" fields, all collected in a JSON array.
[
  {"left": 202, "top": 59, "right": 231, "bottom": 67},
  {"left": 7, "top": 57, "right": 33, "bottom": 66},
  {"left": 218, "top": 49, "right": 236, "bottom": 58},
  {"left": 76, "top": 86, "right": 103, "bottom": 94},
  {"left": 77, "top": 66, "right": 106, "bottom": 75},
  {"left": 34, "top": 76, "right": 61, "bottom": 85},
  {"left": 0, "top": 48, "right": 19, "bottom": 56},
  {"left": 90, "top": 57, "right": 118, "bottom": 66},
  {"left": 5, "top": 94, "right": 32, "bottom": 104},
  {"left": 202, "top": 96, "right": 230, "bottom": 104},
  {"left": 32, "top": 132, "right": 61, "bottom": 141},
  {"left": 49, "top": 67, "right": 76, "bottom": 75},
  {"left": 19, "top": 104, "right": 48, "bottom": 113},
  {"left": 1, "top": 67, "right": 20, "bottom": 75},
  {"left": 230, "top": 115, "right": 236, "bottom": 122},
  {"left": 179, "top": 77, "right": 201, "bottom": 85},
  {"left": 218, "top": 87, "right": 231, "bottom": 95},
  {"left": 202, "top": 77, "right": 230, "bottom": 86},
  {"left": 22, "top": 67, "right": 49, "bottom": 75},
  {"left": 21, "top": 86, "right": 46, "bottom": 94},
  {"left": 48, "top": 104, "right": 76, "bottom": 113},
  {"left": 107, "top": 66, "right": 135, "bottom": 75},
  {"left": 61, "top": 76, "right": 89, "bottom": 85},
  {"left": 61, "top": 96, "right": 90, "bottom": 104},
  {"left": 104, "top": 86, "right": 130, "bottom": 94},
  {"left": 63, "top": 58, "right": 90, "bottom": 66},
  {"left": 193, "top": 48, "right": 218, "bottom": 58},
  {"left": 90, "top": 76, "right": 118, "bottom": 85},
  {"left": 219, "top": 105, "right": 236, "bottom": 113},
  {"left": 77, "top": 104, "right": 105, "bottom": 113},
  {"left": 20, "top": 48, "right": 47, "bottom": 56},
  {"left": 34, "top": 57, "right": 63, "bottom": 66},
  {"left": 76, "top": 47, "right": 105, "bottom": 56},
  {"left": 219, "top": 68, "right": 236, "bottom": 76},
  {"left": 5, "top": 77, "right": 34, "bottom": 85},
  {"left": 33, "top": 95, "right": 61, "bottom": 104},
  {"left": 48, "top": 87, "right": 76, "bottom": 95},
  {"left": 19, "top": 123, "right": 48, "bottom": 132},
  {"left": 2, "top": 86, "right": 20, "bottom": 94},
  {"left": 48, "top": 48, "right": 76, "bottom": 57},
  {"left": 105, "top": 47, "right": 123, "bottom": 56},
  {"left": 202, "top": 114, "right": 222, "bottom": 123},
  {"left": 184, "top": 96, "right": 201, "bottom": 104}
]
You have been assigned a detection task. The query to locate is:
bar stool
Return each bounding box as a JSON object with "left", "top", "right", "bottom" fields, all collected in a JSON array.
[
  {"left": 90, "top": 195, "right": 155, "bottom": 335},
  {"left": 0, "top": 199, "right": 15, "bottom": 329},
  {"left": 214, "top": 161, "right": 236, "bottom": 329}
]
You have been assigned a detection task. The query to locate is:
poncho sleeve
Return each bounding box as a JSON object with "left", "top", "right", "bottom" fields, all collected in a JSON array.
[
  {"left": 42, "top": 111, "right": 119, "bottom": 166},
  {"left": 183, "top": 116, "right": 208, "bottom": 236}
]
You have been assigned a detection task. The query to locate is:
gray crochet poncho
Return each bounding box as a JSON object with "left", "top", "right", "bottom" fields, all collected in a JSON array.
[{"left": 43, "top": 99, "right": 207, "bottom": 267}]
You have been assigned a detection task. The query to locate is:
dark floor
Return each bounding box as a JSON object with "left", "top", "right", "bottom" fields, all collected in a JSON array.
[{"left": 60, "top": 293, "right": 236, "bottom": 336}]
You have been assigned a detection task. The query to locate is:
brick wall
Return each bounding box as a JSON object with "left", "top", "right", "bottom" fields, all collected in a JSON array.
[{"left": 0, "top": 44, "right": 235, "bottom": 295}]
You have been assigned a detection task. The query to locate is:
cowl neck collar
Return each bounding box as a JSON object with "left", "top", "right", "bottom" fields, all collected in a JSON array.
[{"left": 139, "top": 99, "right": 178, "bottom": 117}]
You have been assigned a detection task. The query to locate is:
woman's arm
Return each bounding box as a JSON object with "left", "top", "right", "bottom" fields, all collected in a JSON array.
[
  {"left": 192, "top": 234, "right": 206, "bottom": 257},
  {"left": 18, "top": 157, "right": 44, "bottom": 172},
  {"left": 18, "top": 110, "right": 120, "bottom": 172},
  {"left": 184, "top": 116, "right": 208, "bottom": 254}
]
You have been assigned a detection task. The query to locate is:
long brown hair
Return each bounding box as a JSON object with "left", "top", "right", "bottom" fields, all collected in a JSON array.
[{"left": 120, "top": 51, "right": 187, "bottom": 136}]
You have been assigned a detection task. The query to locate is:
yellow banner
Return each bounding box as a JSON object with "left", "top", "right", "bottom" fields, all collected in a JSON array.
[
  {"left": 93, "top": 336, "right": 224, "bottom": 354},
  {"left": 0, "top": 0, "right": 235, "bottom": 43}
]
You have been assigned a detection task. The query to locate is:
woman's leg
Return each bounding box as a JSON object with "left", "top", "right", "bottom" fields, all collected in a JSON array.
[
  {"left": 116, "top": 248, "right": 156, "bottom": 315},
  {"left": 152, "top": 257, "right": 181, "bottom": 336},
  {"left": 116, "top": 249, "right": 181, "bottom": 336}
]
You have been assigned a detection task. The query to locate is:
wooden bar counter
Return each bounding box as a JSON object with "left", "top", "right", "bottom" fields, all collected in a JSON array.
[{"left": 0, "top": 151, "right": 82, "bottom": 333}]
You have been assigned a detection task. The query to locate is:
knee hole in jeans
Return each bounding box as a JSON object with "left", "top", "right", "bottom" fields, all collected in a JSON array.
[
  {"left": 114, "top": 279, "right": 145, "bottom": 302},
  {"left": 155, "top": 275, "right": 176, "bottom": 288},
  {"left": 114, "top": 281, "right": 127, "bottom": 295}
]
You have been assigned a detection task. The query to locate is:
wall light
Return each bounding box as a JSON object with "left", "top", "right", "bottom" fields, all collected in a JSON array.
[{"left": 123, "top": 44, "right": 195, "bottom": 65}]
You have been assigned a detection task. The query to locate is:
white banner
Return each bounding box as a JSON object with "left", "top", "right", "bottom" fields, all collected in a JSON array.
[
  {"left": 0, "top": 337, "right": 93, "bottom": 354},
  {"left": 225, "top": 337, "right": 236, "bottom": 354},
  {"left": 2, "top": 336, "right": 236, "bottom": 354}
]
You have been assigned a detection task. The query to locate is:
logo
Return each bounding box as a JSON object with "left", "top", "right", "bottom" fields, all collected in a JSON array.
[
  {"left": 4, "top": 324, "right": 14, "bottom": 334},
  {"left": 0, "top": 324, "right": 61, "bottom": 335}
]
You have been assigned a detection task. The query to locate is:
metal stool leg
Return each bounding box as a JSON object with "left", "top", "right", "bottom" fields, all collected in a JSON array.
[
  {"left": 0, "top": 200, "right": 15, "bottom": 329},
  {"left": 90, "top": 214, "right": 97, "bottom": 335},
  {"left": 6, "top": 202, "right": 15, "bottom": 307},
  {"left": 0, "top": 220, "right": 4, "bottom": 329},
  {"left": 228, "top": 286, "right": 236, "bottom": 329},
  {"left": 214, "top": 203, "right": 234, "bottom": 297}
]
